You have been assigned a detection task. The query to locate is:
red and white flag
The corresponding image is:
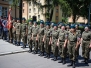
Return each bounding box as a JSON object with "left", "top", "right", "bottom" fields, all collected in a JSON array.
[{"left": 7, "top": 8, "right": 12, "bottom": 30}]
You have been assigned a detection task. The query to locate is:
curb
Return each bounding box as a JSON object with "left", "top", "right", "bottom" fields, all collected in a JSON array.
[{"left": 0, "top": 50, "right": 29, "bottom": 56}]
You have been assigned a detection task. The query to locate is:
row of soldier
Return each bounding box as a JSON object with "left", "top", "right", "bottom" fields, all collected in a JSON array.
[{"left": 0, "top": 16, "right": 91, "bottom": 68}]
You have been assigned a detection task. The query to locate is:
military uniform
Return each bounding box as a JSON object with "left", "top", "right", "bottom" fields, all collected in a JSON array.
[
  {"left": 12, "top": 21, "right": 17, "bottom": 44},
  {"left": 38, "top": 24, "right": 45, "bottom": 56},
  {"left": 21, "top": 22, "right": 27, "bottom": 48},
  {"left": 67, "top": 26, "right": 79, "bottom": 68},
  {"left": 76, "top": 29, "right": 81, "bottom": 57},
  {"left": 58, "top": 29, "right": 67, "bottom": 64},
  {"left": 32, "top": 23, "right": 39, "bottom": 54},
  {"left": 81, "top": 30, "right": 91, "bottom": 63},
  {"left": 51, "top": 25, "right": 59, "bottom": 61},
  {"left": 15, "top": 22, "right": 21, "bottom": 46},
  {"left": 28, "top": 23, "right": 33, "bottom": 52}
]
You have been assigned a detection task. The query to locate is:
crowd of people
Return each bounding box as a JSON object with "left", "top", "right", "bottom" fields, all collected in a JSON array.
[{"left": 0, "top": 16, "right": 91, "bottom": 68}]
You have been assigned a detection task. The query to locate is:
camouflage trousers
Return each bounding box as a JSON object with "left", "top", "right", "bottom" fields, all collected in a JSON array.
[
  {"left": 52, "top": 39, "right": 59, "bottom": 57},
  {"left": 13, "top": 32, "right": 16, "bottom": 41},
  {"left": 82, "top": 40, "right": 90, "bottom": 59},
  {"left": 28, "top": 36, "right": 32, "bottom": 50},
  {"left": 58, "top": 41, "right": 66, "bottom": 58},
  {"left": 45, "top": 37, "right": 51, "bottom": 54},
  {"left": 68, "top": 42, "right": 76, "bottom": 61},
  {"left": 22, "top": 33, "right": 27, "bottom": 46},
  {"left": 39, "top": 36, "right": 44, "bottom": 52},
  {"left": 16, "top": 34, "right": 21, "bottom": 42},
  {"left": 33, "top": 37, "right": 38, "bottom": 51}
]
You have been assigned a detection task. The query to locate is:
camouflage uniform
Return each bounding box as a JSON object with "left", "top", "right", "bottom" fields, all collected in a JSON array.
[
  {"left": 15, "top": 22, "right": 21, "bottom": 46},
  {"left": 81, "top": 30, "right": 91, "bottom": 63},
  {"left": 38, "top": 26, "right": 45, "bottom": 55},
  {"left": 58, "top": 29, "right": 67, "bottom": 63},
  {"left": 12, "top": 21, "right": 17, "bottom": 44},
  {"left": 28, "top": 24, "right": 33, "bottom": 52},
  {"left": 51, "top": 28, "right": 59, "bottom": 61},
  {"left": 21, "top": 22, "right": 28, "bottom": 48},
  {"left": 32, "top": 25, "right": 39, "bottom": 53}
]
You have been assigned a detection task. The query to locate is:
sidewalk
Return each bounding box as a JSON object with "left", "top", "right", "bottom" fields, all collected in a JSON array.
[{"left": 0, "top": 39, "right": 29, "bottom": 56}]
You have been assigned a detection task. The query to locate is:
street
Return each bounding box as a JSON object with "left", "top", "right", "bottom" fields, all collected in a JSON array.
[{"left": 0, "top": 39, "right": 91, "bottom": 68}]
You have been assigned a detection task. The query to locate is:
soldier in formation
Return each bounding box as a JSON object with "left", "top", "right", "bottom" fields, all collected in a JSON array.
[{"left": 2, "top": 18, "right": 91, "bottom": 68}]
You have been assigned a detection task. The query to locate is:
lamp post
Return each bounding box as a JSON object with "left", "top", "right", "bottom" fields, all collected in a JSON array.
[{"left": 88, "top": 2, "right": 91, "bottom": 24}]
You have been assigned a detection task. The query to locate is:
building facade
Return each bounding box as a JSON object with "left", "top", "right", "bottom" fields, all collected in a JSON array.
[
  {"left": 23, "top": 0, "right": 46, "bottom": 21},
  {"left": 0, "top": 0, "right": 19, "bottom": 18}
]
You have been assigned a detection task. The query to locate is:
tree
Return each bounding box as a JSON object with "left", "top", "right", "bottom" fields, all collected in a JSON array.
[
  {"left": 64, "top": 0, "right": 91, "bottom": 23},
  {"left": 9, "top": 0, "right": 19, "bottom": 20}
]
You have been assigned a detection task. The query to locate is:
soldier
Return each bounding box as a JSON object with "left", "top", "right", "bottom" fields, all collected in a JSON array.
[
  {"left": 57, "top": 24, "right": 67, "bottom": 64},
  {"left": 50, "top": 24, "right": 59, "bottom": 61},
  {"left": 67, "top": 25, "right": 80, "bottom": 68},
  {"left": 75, "top": 24, "right": 81, "bottom": 58},
  {"left": 28, "top": 20, "right": 33, "bottom": 52},
  {"left": 38, "top": 20, "right": 45, "bottom": 56},
  {"left": 58, "top": 22, "right": 62, "bottom": 31},
  {"left": 21, "top": 19, "right": 28, "bottom": 48},
  {"left": 15, "top": 19, "right": 21, "bottom": 46},
  {"left": 12, "top": 18, "right": 17, "bottom": 45},
  {"left": 32, "top": 21, "right": 39, "bottom": 54},
  {"left": 81, "top": 26, "right": 91, "bottom": 64},
  {"left": 43, "top": 22, "right": 51, "bottom": 58}
]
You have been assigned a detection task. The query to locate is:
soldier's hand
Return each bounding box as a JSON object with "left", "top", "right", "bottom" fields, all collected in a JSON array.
[
  {"left": 64, "top": 44, "right": 66, "bottom": 48},
  {"left": 89, "top": 45, "right": 91, "bottom": 48},
  {"left": 75, "top": 46, "right": 77, "bottom": 50},
  {"left": 57, "top": 42, "right": 59, "bottom": 46},
  {"left": 36, "top": 38, "right": 38, "bottom": 41}
]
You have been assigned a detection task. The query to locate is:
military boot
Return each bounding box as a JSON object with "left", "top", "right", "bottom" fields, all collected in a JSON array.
[
  {"left": 58, "top": 58, "right": 63, "bottom": 63},
  {"left": 62, "top": 58, "right": 66, "bottom": 64},
  {"left": 85, "top": 58, "right": 88, "bottom": 64},
  {"left": 47, "top": 53, "right": 50, "bottom": 59},
  {"left": 72, "top": 61, "right": 75, "bottom": 68},
  {"left": 53, "top": 56, "right": 57, "bottom": 61},
  {"left": 41, "top": 52, "right": 44, "bottom": 56},
  {"left": 67, "top": 61, "right": 73, "bottom": 67}
]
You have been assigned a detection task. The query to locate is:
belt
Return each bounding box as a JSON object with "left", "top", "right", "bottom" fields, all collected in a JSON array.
[
  {"left": 83, "top": 39, "right": 90, "bottom": 41},
  {"left": 70, "top": 41, "right": 75, "bottom": 42},
  {"left": 33, "top": 35, "right": 37, "bottom": 37},
  {"left": 59, "top": 40, "right": 65, "bottom": 42}
]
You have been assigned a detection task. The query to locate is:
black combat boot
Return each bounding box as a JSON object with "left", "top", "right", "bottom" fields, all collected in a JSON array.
[
  {"left": 29, "top": 48, "right": 32, "bottom": 53},
  {"left": 82, "top": 58, "right": 85, "bottom": 62},
  {"left": 72, "top": 61, "right": 75, "bottom": 68},
  {"left": 58, "top": 58, "right": 63, "bottom": 63},
  {"left": 67, "top": 60, "right": 73, "bottom": 67},
  {"left": 47, "top": 53, "right": 50, "bottom": 59},
  {"left": 41, "top": 52, "right": 44, "bottom": 56},
  {"left": 85, "top": 58, "right": 88, "bottom": 64},
  {"left": 53, "top": 56, "right": 57, "bottom": 61},
  {"left": 44, "top": 53, "right": 48, "bottom": 58},
  {"left": 62, "top": 58, "right": 66, "bottom": 64}
]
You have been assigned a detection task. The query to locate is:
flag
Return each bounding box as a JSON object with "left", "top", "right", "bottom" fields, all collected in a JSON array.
[{"left": 7, "top": 8, "right": 12, "bottom": 30}]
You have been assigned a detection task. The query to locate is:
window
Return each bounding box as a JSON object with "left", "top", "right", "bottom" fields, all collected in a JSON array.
[
  {"left": 29, "top": 2, "right": 31, "bottom": 6},
  {"left": 29, "top": 15, "right": 31, "bottom": 18},
  {"left": 0, "top": 6, "right": 2, "bottom": 16},
  {"left": 2, "top": 7, "right": 7, "bottom": 17},
  {"left": 33, "top": 8, "right": 36, "bottom": 13},
  {"left": 56, "top": 16, "right": 58, "bottom": 20},
  {"left": 56, "top": 9, "right": 58, "bottom": 13},
  {"left": 23, "top": 3, "right": 24, "bottom": 7},
  {"left": 38, "top": 15, "right": 40, "bottom": 19},
  {"left": 23, "top": 9, "right": 24, "bottom": 13},
  {"left": 29, "top": 9, "right": 31, "bottom": 13},
  {"left": 2, "top": 0, "right": 8, "bottom": 1}
]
